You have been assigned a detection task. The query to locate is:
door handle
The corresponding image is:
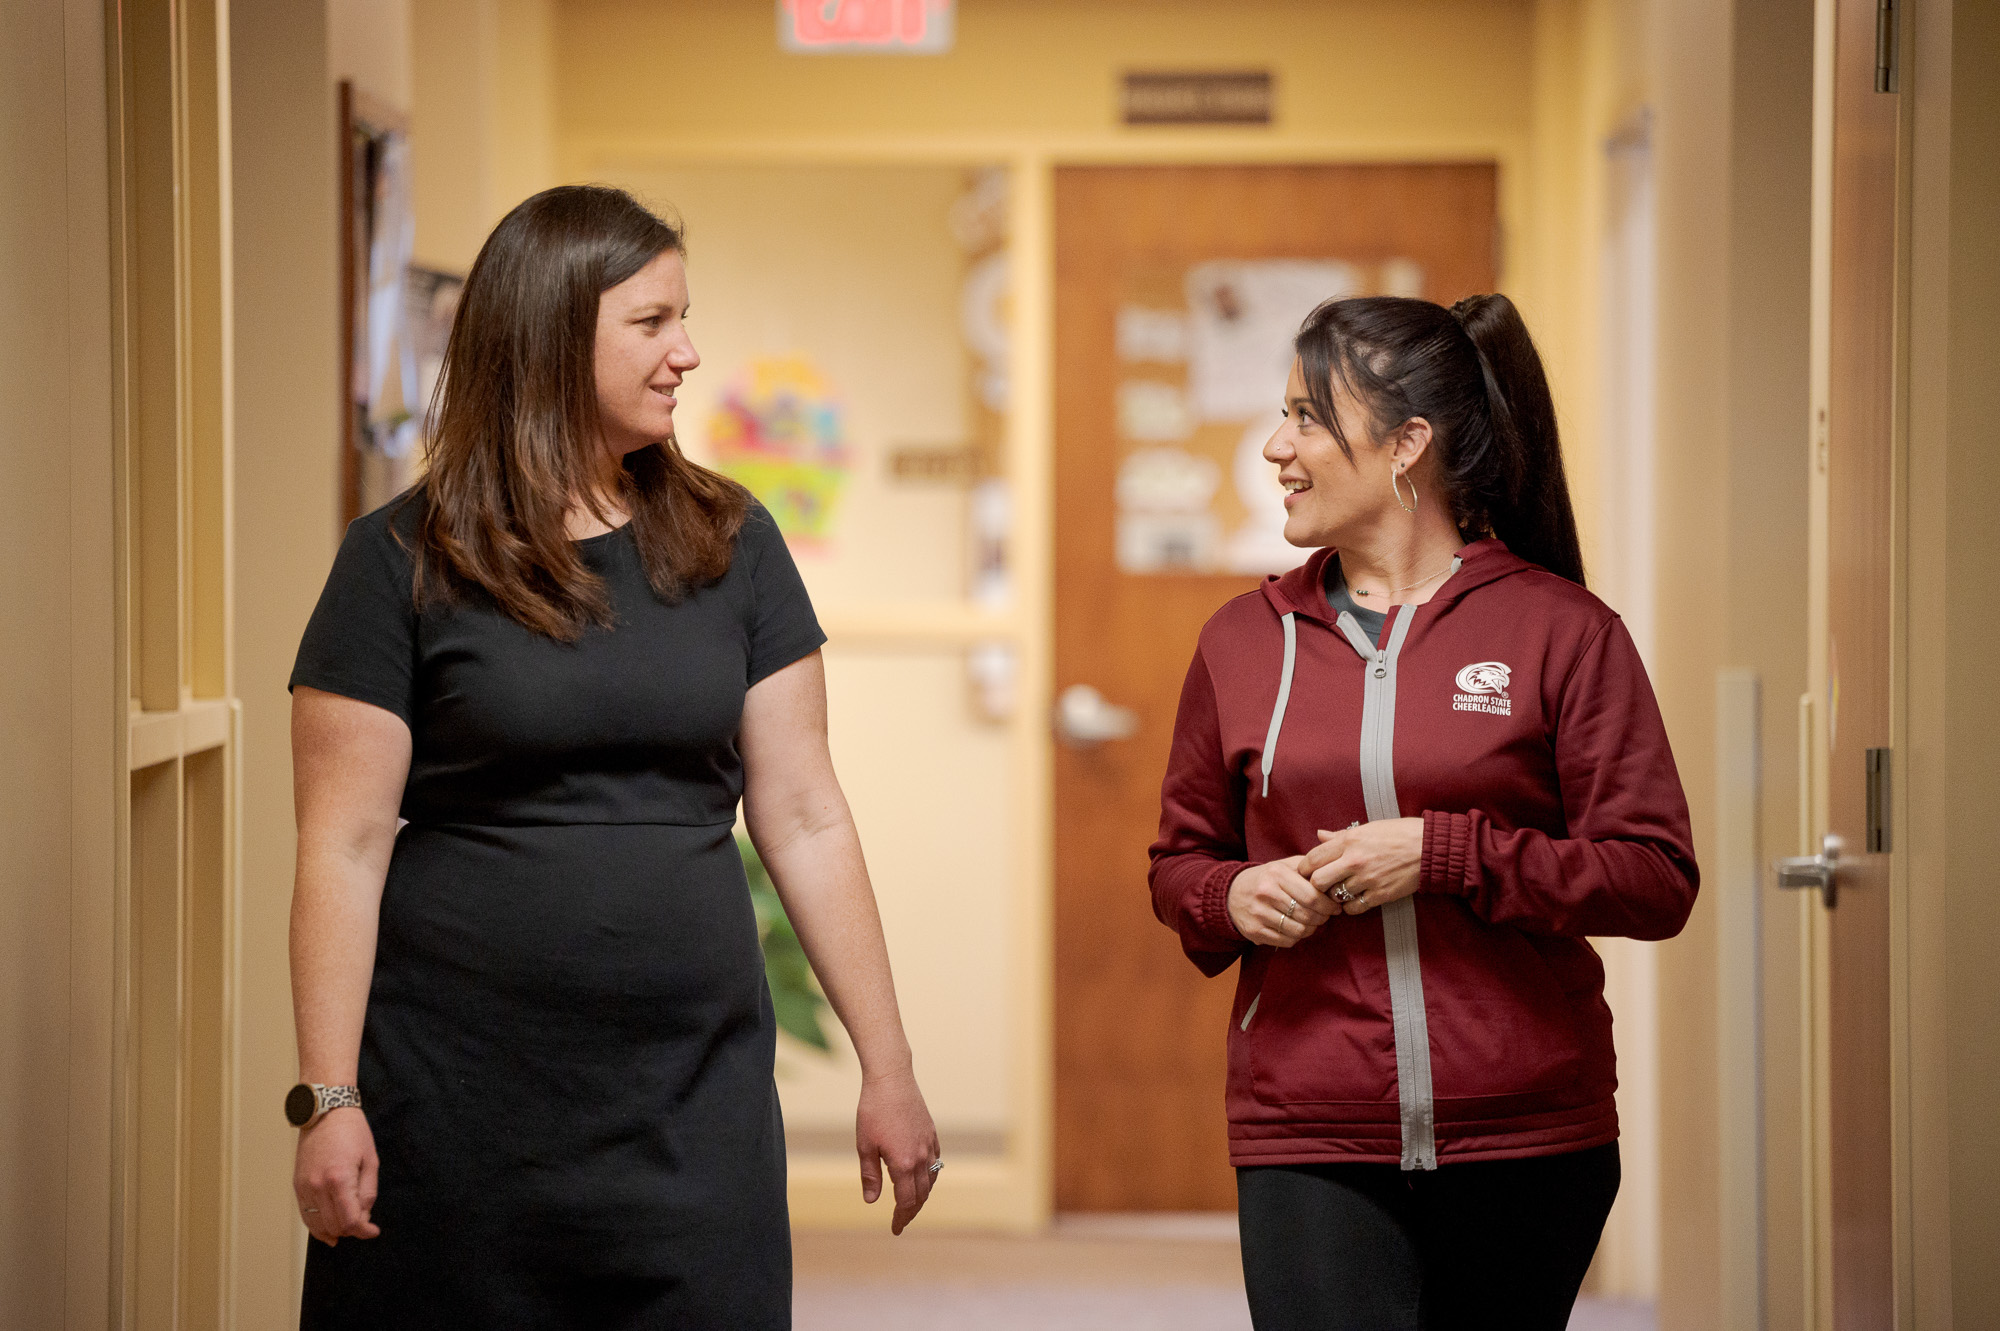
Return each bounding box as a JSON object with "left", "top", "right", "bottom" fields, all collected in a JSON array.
[
  {"left": 1775, "top": 833, "right": 1843, "bottom": 909},
  {"left": 1054, "top": 684, "right": 1139, "bottom": 747}
]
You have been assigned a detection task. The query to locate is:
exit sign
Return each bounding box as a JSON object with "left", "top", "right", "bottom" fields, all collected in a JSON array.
[{"left": 779, "top": 0, "right": 955, "bottom": 54}]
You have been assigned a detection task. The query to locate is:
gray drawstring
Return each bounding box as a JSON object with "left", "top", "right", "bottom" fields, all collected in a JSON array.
[{"left": 1261, "top": 612, "right": 1297, "bottom": 797}]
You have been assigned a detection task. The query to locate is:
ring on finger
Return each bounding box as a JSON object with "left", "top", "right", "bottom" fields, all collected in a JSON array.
[
  {"left": 1281, "top": 898, "right": 1296, "bottom": 919},
  {"left": 1332, "top": 882, "right": 1353, "bottom": 905}
]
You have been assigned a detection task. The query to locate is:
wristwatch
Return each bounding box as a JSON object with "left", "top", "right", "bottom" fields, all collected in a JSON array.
[{"left": 285, "top": 1082, "right": 362, "bottom": 1129}]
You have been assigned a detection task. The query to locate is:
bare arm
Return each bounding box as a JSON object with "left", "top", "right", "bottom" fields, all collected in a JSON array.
[
  {"left": 289, "top": 685, "right": 411, "bottom": 1245},
  {"left": 739, "top": 651, "right": 939, "bottom": 1234}
]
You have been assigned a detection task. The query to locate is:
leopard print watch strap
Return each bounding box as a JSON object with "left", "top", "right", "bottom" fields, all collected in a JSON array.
[{"left": 318, "top": 1084, "right": 362, "bottom": 1113}]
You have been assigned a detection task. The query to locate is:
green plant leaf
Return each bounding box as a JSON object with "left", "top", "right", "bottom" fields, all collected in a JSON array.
[{"left": 738, "top": 836, "right": 833, "bottom": 1056}]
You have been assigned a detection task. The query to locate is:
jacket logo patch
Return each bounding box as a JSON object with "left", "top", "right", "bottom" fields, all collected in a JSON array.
[{"left": 1453, "top": 661, "right": 1513, "bottom": 716}]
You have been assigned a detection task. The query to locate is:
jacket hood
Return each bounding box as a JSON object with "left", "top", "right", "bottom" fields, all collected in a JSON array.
[{"left": 1258, "top": 538, "right": 1537, "bottom": 624}]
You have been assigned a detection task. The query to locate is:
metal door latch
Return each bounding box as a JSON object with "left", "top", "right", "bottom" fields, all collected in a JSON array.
[
  {"left": 1776, "top": 833, "right": 1843, "bottom": 909},
  {"left": 1054, "top": 684, "right": 1139, "bottom": 747}
]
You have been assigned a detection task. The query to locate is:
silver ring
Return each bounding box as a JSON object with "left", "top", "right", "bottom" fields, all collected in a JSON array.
[
  {"left": 1333, "top": 883, "right": 1353, "bottom": 905},
  {"left": 1281, "top": 898, "right": 1295, "bottom": 919},
  {"left": 929, "top": 1160, "right": 944, "bottom": 1175}
]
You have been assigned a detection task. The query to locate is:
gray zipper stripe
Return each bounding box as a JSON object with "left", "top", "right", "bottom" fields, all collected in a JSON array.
[
  {"left": 1261, "top": 612, "right": 1298, "bottom": 797},
  {"left": 1240, "top": 992, "right": 1261, "bottom": 1031},
  {"left": 1337, "top": 604, "right": 1438, "bottom": 1171}
]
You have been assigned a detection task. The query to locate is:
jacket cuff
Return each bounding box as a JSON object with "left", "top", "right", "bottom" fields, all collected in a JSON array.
[
  {"left": 1198, "top": 860, "right": 1248, "bottom": 943},
  {"left": 1420, "top": 811, "right": 1473, "bottom": 896}
]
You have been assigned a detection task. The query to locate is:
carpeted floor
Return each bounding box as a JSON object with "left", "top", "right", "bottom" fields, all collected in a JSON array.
[{"left": 792, "top": 1218, "right": 1656, "bottom": 1331}]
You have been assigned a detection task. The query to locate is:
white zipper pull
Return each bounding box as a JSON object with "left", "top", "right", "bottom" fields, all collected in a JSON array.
[{"left": 1373, "top": 651, "right": 1387, "bottom": 680}]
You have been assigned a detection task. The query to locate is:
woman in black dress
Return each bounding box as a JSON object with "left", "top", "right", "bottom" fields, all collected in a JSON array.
[{"left": 287, "top": 185, "right": 940, "bottom": 1328}]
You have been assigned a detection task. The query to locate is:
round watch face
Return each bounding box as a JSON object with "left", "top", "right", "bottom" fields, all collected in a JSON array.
[{"left": 285, "top": 1083, "right": 318, "bottom": 1127}]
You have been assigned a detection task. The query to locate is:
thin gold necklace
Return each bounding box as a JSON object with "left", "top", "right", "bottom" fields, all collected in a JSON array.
[{"left": 1349, "top": 558, "right": 1456, "bottom": 598}]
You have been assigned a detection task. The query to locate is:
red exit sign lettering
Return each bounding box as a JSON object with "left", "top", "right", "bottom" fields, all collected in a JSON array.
[{"left": 779, "top": 0, "right": 955, "bottom": 54}]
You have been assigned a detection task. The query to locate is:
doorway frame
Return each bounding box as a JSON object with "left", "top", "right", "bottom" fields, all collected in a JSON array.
[{"left": 1801, "top": 0, "right": 1922, "bottom": 1322}]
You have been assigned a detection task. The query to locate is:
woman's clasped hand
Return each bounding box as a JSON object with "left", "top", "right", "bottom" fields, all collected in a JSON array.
[
  {"left": 1305, "top": 817, "right": 1424, "bottom": 916},
  {"left": 1226, "top": 816, "right": 1426, "bottom": 945}
]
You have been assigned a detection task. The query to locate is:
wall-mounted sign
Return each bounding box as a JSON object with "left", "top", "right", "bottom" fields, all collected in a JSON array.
[
  {"left": 888, "top": 444, "right": 981, "bottom": 484},
  {"left": 779, "top": 0, "right": 954, "bottom": 54},
  {"left": 1122, "top": 71, "right": 1273, "bottom": 126}
]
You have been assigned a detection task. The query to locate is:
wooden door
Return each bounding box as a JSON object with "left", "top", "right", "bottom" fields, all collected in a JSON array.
[
  {"left": 1053, "top": 165, "right": 1497, "bottom": 1211},
  {"left": 1823, "top": 0, "right": 1899, "bottom": 1321}
]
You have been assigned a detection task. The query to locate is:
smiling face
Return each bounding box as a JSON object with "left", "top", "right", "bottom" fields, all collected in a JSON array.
[
  {"left": 1264, "top": 357, "right": 1417, "bottom": 549},
  {"left": 593, "top": 248, "right": 698, "bottom": 458}
]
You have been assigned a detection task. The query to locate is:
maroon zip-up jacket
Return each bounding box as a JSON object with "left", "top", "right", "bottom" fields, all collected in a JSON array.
[{"left": 1149, "top": 539, "right": 1697, "bottom": 1168}]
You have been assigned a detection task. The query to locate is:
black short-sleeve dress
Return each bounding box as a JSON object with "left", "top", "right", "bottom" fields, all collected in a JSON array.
[{"left": 291, "top": 497, "right": 824, "bottom": 1330}]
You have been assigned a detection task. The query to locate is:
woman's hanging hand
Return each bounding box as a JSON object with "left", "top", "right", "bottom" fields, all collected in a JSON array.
[
  {"left": 1228, "top": 856, "right": 1335, "bottom": 947},
  {"left": 856, "top": 1065, "right": 942, "bottom": 1235},
  {"left": 293, "top": 1107, "right": 382, "bottom": 1246},
  {"left": 1303, "top": 818, "right": 1426, "bottom": 915}
]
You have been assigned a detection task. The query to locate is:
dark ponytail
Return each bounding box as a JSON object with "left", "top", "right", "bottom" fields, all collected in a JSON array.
[{"left": 1294, "top": 291, "right": 1585, "bottom": 586}]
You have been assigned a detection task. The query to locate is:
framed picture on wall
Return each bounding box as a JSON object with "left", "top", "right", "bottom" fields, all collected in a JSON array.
[{"left": 339, "top": 81, "right": 440, "bottom": 524}]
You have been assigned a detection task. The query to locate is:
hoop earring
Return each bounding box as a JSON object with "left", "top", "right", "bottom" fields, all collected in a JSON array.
[{"left": 1392, "top": 468, "right": 1419, "bottom": 515}]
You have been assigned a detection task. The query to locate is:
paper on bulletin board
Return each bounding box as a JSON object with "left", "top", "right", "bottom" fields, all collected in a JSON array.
[
  {"left": 1183, "top": 259, "right": 1360, "bottom": 422},
  {"left": 1112, "top": 257, "right": 1446, "bottom": 577}
]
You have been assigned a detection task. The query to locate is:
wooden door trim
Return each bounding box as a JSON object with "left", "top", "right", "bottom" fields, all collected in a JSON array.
[
  {"left": 102, "top": 0, "right": 243, "bottom": 1321},
  {"left": 1884, "top": 0, "right": 1918, "bottom": 1321},
  {"left": 1803, "top": 0, "right": 1918, "bottom": 1323}
]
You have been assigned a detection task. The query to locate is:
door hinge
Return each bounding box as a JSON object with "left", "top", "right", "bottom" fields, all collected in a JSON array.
[
  {"left": 1876, "top": 0, "right": 1899, "bottom": 93},
  {"left": 1866, "top": 747, "right": 1892, "bottom": 852}
]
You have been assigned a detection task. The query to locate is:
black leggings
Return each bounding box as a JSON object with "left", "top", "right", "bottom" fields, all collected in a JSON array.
[{"left": 1236, "top": 1143, "right": 1620, "bottom": 1331}]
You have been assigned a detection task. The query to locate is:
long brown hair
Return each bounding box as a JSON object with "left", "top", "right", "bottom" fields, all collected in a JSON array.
[
  {"left": 1294, "top": 293, "right": 1585, "bottom": 586},
  {"left": 408, "top": 184, "right": 750, "bottom": 640}
]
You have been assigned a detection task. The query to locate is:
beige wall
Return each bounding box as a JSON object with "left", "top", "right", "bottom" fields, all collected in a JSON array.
[
  {"left": 1645, "top": 0, "right": 1732, "bottom": 1318},
  {"left": 330, "top": 0, "right": 413, "bottom": 109},
  {"left": 1722, "top": 3, "right": 1815, "bottom": 1326},
  {"left": 0, "top": 0, "right": 78, "bottom": 1311},
  {"left": 1644, "top": 0, "right": 1819, "bottom": 1324},
  {"left": 230, "top": 0, "right": 343, "bottom": 1320},
  {"left": 411, "top": 0, "right": 556, "bottom": 274},
  {"left": 1, "top": 0, "right": 117, "bottom": 1326},
  {"left": 1908, "top": 0, "right": 2000, "bottom": 1321},
  {"left": 558, "top": 0, "right": 1534, "bottom": 148}
]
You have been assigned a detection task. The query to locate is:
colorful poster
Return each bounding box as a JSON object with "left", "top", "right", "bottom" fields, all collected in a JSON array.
[{"left": 707, "top": 356, "right": 851, "bottom": 543}]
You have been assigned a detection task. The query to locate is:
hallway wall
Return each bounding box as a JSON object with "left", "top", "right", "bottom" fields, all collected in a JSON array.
[
  {"left": 229, "top": 0, "right": 340, "bottom": 1318},
  {"left": 1906, "top": 0, "right": 2000, "bottom": 1317},
  {"left": 0, "top": 1, "right": 117, "bottom": 1326},
  {"left": 1642, "top": 0, "right": 1817, "bottom": 1326},
  {"left": 411, "top": 0, "right": 556, "bottom": 274},
  {"left": 229, "top": 0, "right": 407, "bottom": 1318}
]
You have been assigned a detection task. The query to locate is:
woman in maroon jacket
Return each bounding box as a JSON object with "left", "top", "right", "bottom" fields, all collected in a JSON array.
[{"left": 1150, "top": 293, "right": 1697, "bottom": 1330}]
